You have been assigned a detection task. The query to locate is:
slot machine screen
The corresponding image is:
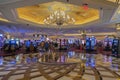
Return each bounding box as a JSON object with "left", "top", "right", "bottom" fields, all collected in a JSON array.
[
  {"left": 11, "top": 40, "right": 16, "bottom": 44},
  {"left": 86, "top": 38, "right": 91, "bottom": 50},
  {"left": 5, "top": 40, "right": 9, "bottom": 44},
  {"left": 82, "top": 40, "right": 85, "bottom": 44},
  {"left": 109, "top": 42, "right": 112, "bottom": 47},
  {"left": 16, "top": 41, "right": 19, "bottom": 45},
  {"left": 26, "top": 41, "right": 30, "bottom": 47},
  {"left": 114, "top": 40, "right": 118, "bottom": 43},
  {"left": 33, "top": 42, "right": 37, "bottom": 47},
  {"left": 104, "top": 42, "right": 107, "bottom": 46},
  {"left": 112, "top": 39, "right": 119, "bottom": 57},
  {"left": 68, "top": 39, "right": 73, "bottom": 44},
  {"left": 86, "top": 41, "right": 89, "bottom": 46},
  {"left": 91, "top": 37, "right": 96, "bottom": 46},
  {"left": 61, "top": 40, "right": 64, "bottom": 46},
  {"left": 91, "top": 41, "right": 94, "bottom": 46},
  {"left": 113, "top": 40, "right": 118, "bottom": 46}
]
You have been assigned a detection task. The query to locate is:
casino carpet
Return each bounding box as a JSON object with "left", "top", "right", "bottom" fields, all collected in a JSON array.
[{"left": 0, "top": 53, "right": 119, "bottom": 80}]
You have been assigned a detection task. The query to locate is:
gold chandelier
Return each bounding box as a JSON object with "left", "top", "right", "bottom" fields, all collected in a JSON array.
[{"left": 43, "top": 8, "right": 75, "bottom": 26}]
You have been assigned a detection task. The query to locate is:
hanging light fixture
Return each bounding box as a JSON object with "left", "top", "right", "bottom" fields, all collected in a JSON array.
[{"left": 43, "top": 8, "right": 75, "bottom": 26}]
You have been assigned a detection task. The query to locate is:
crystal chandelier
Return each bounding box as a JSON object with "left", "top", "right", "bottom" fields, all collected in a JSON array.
[{"left": 43, "top": 8, "right": 75, "bottom": 26}]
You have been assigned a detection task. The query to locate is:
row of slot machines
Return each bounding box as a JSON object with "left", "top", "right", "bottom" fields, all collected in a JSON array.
[
  {"left": 24, "top": 40, "right": 37, "bottom": 48},
  {"left": 86, "top": 36, "right": 96, "bottom": 52},
  {"left": 4, "top": 39, "right": 20, "bottom": 47},
  {"left": 3, "top": 39, "right": 21, "bottom": 52},
  {"left": 85, "top": 36, "right": 115, "bottom": 51},
  {"left": 85, "top": 37, "right": 120, "bottom": 57}
]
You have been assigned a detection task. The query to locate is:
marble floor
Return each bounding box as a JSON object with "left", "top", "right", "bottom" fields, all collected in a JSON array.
[{"left": 0, "top": 52, "right": 119, "bottom": 80}]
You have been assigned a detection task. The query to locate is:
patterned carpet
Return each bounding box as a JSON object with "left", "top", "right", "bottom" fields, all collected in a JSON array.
[
  {"left": 0, "top": 63, "right": 85, "bottom": 80},
  {"left": 0, "top": 53, "right": 119, "bottom": 80}
]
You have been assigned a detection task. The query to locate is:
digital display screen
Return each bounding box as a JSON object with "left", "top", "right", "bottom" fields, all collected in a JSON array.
[
  {"left": 109, "top": 42, "right": 112, "bottom": 46},
  {"left": 5, "top": 40, "right": 9, "bottom": 43},
  {"left": 25, "top": 41, "right": 30, "bottom": 47},
  {"left": 104, "top": 42, "right": 107, "bottom": 46},
  {"left": 91, "top": 41, "right": 94, "bottom": 46},
  {"left": 11, "top": 40, "right": 15, "bottom": 44},
  {"left": 68, "top": 39, "right": 74, "bottom": 44},
  {"left": 33, "top": 42, "right": 37, "bottom": 46},
  {"left": 86, "top": 42, "right": 89, "bottom": 46},
  {"left": 113, "top": 40, "right": 118, "bottom": 43}
]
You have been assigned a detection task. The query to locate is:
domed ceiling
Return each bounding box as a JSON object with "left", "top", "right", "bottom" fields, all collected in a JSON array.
[
  {"left": 17, "top": 1, "right": 99, "bottom": 26},
  {"left": 0, "top": 0, "right": 118, "bottom": 35}
]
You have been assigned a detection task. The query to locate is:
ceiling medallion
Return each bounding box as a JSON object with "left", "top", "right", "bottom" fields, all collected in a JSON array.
[{"left": 48, "top": 2, "right": 70, "bottom": 12}]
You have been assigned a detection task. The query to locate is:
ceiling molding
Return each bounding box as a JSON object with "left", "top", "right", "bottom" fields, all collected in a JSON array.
[{"left": 0, "top": 0, "right": 118, "bottom": 34}]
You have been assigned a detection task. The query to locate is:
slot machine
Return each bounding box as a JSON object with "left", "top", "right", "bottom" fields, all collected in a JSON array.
[
  {"left": 86, "top": 37, "right": 91, "bottom": 52},
  {"left": 25, "top": 40, "right": 31, "bottom": 52},
  {"left": 25, "top": 40, "right": 30, "bottom": 47},
  {"left": 0, "top": 34, "right": 4, "bottom": 48},
  {"left": 10, "top": 39, "right": 17, "bottom": 51},
  {"left": 16, "top": 38, "right": 20, "bottom": 48},
  {"left": 112, "top": 39, "right": 119, "bottom": 57},
  {"left": 90, "top": 36, "right": 96, "bottom": 51},
  {"left": 4, "top": 39, "right": 10, "bottom": 51},
  {"left": 0, "top": 57, "right": 3, "bottom": 65},
  {"left": 10, "top": 39, "right": 16, "bottom": 46},
  {"left": 4, "top": 39, "right": 10, "bottom": 45},
  {"left": 104, "top": 36, "right": 111, "bottom": 51},
  {"left": 32, "top": 40, "right": 37, "bottom": 47}
]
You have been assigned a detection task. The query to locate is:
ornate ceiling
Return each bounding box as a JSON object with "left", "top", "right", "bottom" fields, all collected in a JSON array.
[
  {"left": 17, "top": 1, "right": 99, "bottom": 25},
  {"left": 0, "top": 0, "right": 119, "bottom": 35},
  {"left": 0, "top": 13, "right": 9, "bottom": 22},
  {"left": 0, "top": 17, "right": 9, "bottom": 22},
  {"left": 107, "top": 0, "right": 120, "bottom": 4}
]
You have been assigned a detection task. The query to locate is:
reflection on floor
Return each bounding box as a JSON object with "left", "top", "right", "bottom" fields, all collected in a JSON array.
[
  {"left": 0, "top": 63, "right": 85, "bottom": 80},
  {"left": 0, "top": 52, "right": 120, "bottom": 80}
]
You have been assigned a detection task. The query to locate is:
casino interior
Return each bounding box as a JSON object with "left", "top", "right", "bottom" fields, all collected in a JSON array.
[{"left": 0, "top": 0, "right": 120, "bottom": 80}]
